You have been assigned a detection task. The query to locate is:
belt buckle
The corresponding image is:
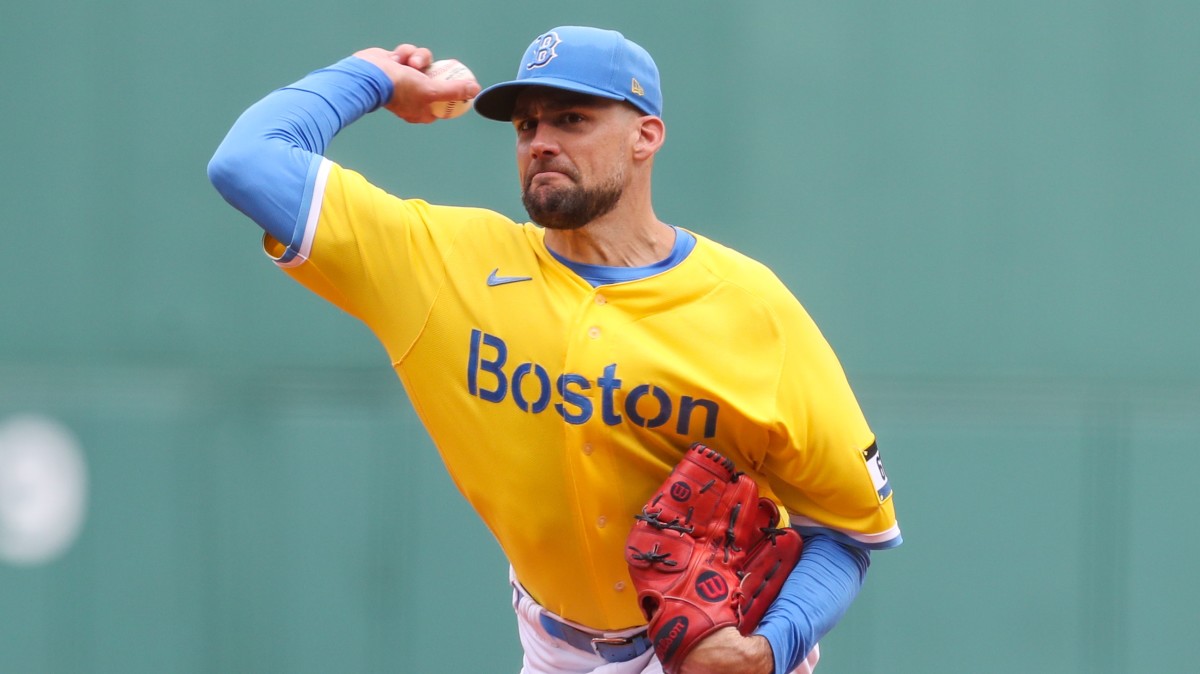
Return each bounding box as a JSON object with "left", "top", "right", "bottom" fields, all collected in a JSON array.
[
  {"left": 590, "top": 634, "right": 649, "bottom": 663},
  {"left": 592, "top": 636, "right": 636, "bottom": 647}
]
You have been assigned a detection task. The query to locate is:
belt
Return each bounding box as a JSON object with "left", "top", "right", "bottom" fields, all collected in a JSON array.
[{"left": 538, "top": 613, "right": 652, "bottom": 663}]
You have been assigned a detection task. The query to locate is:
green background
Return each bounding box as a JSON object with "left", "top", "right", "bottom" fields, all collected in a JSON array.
[{"left": 2, "top": 1, "right": 1197, "bottom": 672}]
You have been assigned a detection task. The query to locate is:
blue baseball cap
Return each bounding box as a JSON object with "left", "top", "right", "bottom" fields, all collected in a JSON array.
[{"left": 474, "top": 26, "right": 662, "bottom": 121}]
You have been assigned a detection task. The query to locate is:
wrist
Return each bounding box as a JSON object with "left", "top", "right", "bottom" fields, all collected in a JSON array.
[
  {"left": 747, "top": 634, "right": 776, "bottom": 673},
  {"left": 678, "top": 629, "right": 775, "bottom": 674}
]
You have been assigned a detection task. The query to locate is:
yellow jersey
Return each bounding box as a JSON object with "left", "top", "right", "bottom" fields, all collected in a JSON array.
[{"left": 264, "top": 159, "right": 900, "bottom": 630}]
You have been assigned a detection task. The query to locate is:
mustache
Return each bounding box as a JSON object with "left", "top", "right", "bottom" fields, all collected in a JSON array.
[{"left": 524, "top": 160, "right": 579, "bottom": 186}]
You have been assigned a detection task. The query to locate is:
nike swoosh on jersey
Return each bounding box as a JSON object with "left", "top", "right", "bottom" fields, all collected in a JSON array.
[{"left": 487, "top": 269, "right": 533, "bottom": 286}]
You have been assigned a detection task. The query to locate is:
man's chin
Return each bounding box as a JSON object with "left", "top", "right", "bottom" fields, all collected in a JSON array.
[
  {"left": 523, "top": 190, "right": 583, "bottom": 230},
  {"left": 527, "top": 210, "right": 589, "bottom": 231},
  {"left": 521, "top": 180, "right": 621, "bottom": 230}
]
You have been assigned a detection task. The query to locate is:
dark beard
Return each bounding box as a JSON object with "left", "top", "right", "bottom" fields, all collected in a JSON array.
[{"left": 522, "top": 176, "right": 623, "bottom": 230}]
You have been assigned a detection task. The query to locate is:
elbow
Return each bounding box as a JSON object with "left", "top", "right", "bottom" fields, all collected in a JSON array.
[
  {"left": 206, "top": 128, "right": 310, "bottom": 239},
  {"left": 207, "top": 142, "right": 252, "bottom": 207}
]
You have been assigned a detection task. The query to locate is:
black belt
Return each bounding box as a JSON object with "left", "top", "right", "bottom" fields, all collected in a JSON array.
[{"left": 537, "top": 613, "right": 652, "bottom": 663}]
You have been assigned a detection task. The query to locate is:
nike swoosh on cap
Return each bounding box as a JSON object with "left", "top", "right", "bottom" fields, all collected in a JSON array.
[{"left": 487, "top": 269, "right": 533, "bottom": 286}]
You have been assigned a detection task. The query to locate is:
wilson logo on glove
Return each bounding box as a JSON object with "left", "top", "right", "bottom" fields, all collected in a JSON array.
[
  {"left": 625, "top": 443, "right": 803, "bottom": 674},
  {"left": 669, "top": 481, "right": 692, "bottom": 501},
  {"left": 695, "top": 571, "right": 729, "bottom": 602},
  {"left": 653, "top": 616, "right": 690, "bottom": 664}
]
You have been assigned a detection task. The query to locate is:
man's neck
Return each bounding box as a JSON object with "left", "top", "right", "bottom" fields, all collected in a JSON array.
[{"left": 543, "top": 210, "right": 675, "bottom": 267}]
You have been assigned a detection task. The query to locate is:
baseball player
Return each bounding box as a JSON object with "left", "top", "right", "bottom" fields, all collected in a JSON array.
[{"left": 209, "top": 26, "right": 900, "bottom": 674}]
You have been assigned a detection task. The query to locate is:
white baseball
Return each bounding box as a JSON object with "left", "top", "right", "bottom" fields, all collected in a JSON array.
[{"left": 425, "top": 59, "right": 476, "bottom": 119}]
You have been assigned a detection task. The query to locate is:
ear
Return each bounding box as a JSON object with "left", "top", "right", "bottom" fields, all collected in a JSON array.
[{"left": 631, "top": 116, "right": 666, "bottom": 160}]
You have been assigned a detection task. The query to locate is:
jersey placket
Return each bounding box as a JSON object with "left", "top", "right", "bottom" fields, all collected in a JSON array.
[{"left": 561, "top": 287, "right": 632, "bottom": 604}]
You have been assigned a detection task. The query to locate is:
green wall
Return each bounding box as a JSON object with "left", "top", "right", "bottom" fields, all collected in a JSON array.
[{"left": 2, "top": 1, "right": 1196, "bottom": 672}]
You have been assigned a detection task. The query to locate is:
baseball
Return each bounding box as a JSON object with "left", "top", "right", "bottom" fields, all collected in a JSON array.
[{"left": 425, "top": 59, "right": 476, "bottom": 119}]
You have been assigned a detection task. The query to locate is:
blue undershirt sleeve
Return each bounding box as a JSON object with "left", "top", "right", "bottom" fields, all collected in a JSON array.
[
  {"left": 753, "top": 533, "right": 871, "bottom": 674},
  {"left": 207, "top": 56, "right": 394, "bottom": 243}
]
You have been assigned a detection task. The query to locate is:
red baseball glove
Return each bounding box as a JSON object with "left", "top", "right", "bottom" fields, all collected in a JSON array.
[{"left": 624, "top": 443, "right": 803, "bottom": 674}]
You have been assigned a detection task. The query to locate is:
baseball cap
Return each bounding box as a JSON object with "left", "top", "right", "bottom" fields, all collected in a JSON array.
[{"left": 474, "top": 26, "right": 662, "bottom": 121}]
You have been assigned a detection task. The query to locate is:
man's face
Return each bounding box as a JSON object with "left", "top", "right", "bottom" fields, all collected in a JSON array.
[{"left": 511, "top": 89, "right": 642, "bottom": 230}]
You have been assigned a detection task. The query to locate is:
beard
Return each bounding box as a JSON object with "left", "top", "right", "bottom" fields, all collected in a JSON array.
[{"left": 521, "top": 167, "right": 625, "bottom": 230}]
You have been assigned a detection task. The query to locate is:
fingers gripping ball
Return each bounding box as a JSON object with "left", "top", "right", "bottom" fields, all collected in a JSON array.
[
  {"left": 624, "top": 443, "right": 803, "bottom": 674},
  {"left": 424, "top": 59, "right": 476, "bottom": 119}
]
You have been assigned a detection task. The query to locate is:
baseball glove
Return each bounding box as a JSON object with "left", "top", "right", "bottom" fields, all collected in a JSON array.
[{"left": 624, "top": 442, "right": 803, "bottom": 673}]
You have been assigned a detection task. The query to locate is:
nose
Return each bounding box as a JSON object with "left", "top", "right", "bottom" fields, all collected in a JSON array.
[{"left": 528, "top": 124, "right": 560, "bottom": 159}]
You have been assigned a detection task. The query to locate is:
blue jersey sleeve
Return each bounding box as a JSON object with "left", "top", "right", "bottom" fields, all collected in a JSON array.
[
  {"left": 207, "top": 56, "right": 394, "bottom": 243},
  {"left": 754, "top": 533, "right": 871, "bottom": 673}
]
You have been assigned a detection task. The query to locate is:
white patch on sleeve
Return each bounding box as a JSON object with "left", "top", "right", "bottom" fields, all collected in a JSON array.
[{"left": 862, "top": 442, "right": 892, "bottom": 502}]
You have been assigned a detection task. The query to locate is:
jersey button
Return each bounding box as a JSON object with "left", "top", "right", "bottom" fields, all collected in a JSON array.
[
  {"left": 597, "top": 516, "right": 607, "bottom": 528},
  {"left": 613, "top": 581, "right": 626, "bottom": 592},
  {"left": 594, "top": 294, "right": 607, "bottom": 305},
  {"left": 582, "top": 443, "right": 593, "bottom": 455},
  {"left": 588, "top": 326, "right": 601, "bottom": 339}
]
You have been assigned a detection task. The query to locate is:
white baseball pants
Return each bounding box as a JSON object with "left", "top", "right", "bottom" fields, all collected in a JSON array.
[{"left": 510, "top": 571, "right": 819, "bottom": 674}]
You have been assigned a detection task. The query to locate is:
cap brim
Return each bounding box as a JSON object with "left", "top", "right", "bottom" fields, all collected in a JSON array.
[{"left": 473, "top": 77, "right": 627, "bottom": 121}]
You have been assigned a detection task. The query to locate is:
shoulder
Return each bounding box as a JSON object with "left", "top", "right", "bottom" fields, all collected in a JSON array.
[
  {"left": 682, "top": 232, "right": 837, "bottom": 356},
  {"left": 690, "top": 232, "right": 788, "bottom": 287},
  {"left": 324, "top": 162, "right": 524, "bottom": 231},
  {"left": 687, "top": 231, "right": 808, "bottom": 314}
]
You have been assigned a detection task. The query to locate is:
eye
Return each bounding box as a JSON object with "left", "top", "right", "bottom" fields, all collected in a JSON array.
[
  {"left": 514, "top": 118, "right": 537, "bottom": 133},
  {"left": 561, "top": 112, "right": 585, "bottom": 125}
]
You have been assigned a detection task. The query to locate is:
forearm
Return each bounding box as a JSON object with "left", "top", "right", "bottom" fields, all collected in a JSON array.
[
  {"left": 207, "top": 56, "right": 393, "bottom": 240},
  {"left": 754, "top": 534, "right": 871, "bottom": 673}
]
